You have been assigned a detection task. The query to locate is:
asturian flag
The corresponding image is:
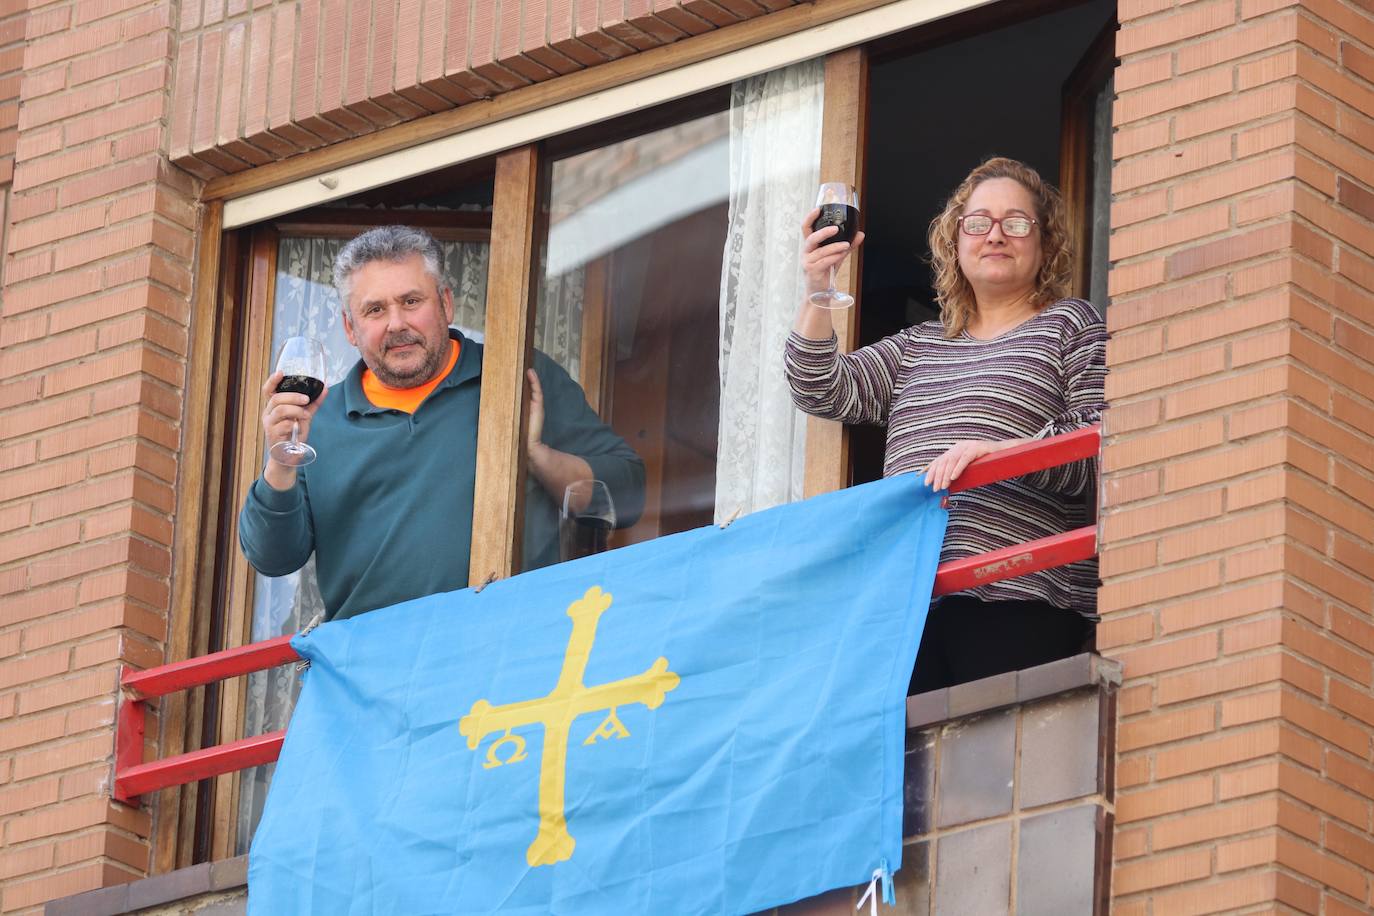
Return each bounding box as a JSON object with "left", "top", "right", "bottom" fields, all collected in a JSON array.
[{"left": 248, "top": 473, "right": 947, "bottom": 915}]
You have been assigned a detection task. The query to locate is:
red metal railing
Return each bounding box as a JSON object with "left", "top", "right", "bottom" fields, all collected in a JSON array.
[{"left": 112, "top": 424, "right": 1101, "bottom": 805}]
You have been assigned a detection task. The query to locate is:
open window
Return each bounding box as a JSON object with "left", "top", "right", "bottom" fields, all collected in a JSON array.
[{"left": 852, "top": 0, "right": 1117, "bottom": 484}]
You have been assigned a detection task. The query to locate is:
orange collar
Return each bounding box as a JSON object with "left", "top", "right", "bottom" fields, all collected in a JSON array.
[{"left": 360, "top": 339, "right": 460, "bottom": 414}]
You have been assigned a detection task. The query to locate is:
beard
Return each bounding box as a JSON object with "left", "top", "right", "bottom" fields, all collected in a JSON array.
[{"left": 371, "top": 330, "right": 449, "bottom": 388}]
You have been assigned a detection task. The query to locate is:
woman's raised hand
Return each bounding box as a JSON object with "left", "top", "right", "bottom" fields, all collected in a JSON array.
[{"left": 801, "top": 208, "right": 864, "bottom": 298}]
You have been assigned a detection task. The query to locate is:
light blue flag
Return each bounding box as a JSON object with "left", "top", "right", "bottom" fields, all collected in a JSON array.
[{"left": 248, "top": 473, "right": 947, "bottom": 915}]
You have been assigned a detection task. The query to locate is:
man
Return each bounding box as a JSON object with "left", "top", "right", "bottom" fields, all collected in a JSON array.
[{"left": 239, "top": 225, "right": 645, "bottom": 622}]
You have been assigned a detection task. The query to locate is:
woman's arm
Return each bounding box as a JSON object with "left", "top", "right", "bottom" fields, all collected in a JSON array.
[
  {"left": 785, "top": 209, "right": 912, "bottom": 425},
  {"left": 1022, "top": 306, "right": 1108, "bottom": 495}
]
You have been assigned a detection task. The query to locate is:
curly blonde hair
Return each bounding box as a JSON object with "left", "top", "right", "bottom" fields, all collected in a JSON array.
[{"left": 927, "top": 157, "right": 1072, "bottom": 338}]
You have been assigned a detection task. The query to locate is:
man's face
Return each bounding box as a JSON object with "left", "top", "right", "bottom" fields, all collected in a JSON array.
[{"left": 342, "top": 254, "right": 455, "bottom": 389}]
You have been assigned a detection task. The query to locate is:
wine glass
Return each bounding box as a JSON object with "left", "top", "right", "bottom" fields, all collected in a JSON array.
[
  {"left": 809, "top": 182, "right": 861, "bottom": 309},
  {"left": 559, "top": 480, "right": 616, "bottom": 562},
  {"left": 269, "top": 336, "right": 327, "bottom": 468}
]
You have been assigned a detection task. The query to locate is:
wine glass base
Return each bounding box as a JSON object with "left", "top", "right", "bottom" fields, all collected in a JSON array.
[
  {"left": 809, "top": 289, "right": 854, "bottom": 310},
  {"left": 270, "top": 442, "right": 317, "bottom": 468}
]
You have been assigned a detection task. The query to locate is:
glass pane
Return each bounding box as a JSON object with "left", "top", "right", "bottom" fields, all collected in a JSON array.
[
  {"left": 1088, "top": 73, "right": 1114, "bottom": 313},
  {"left": 522, "top": 61, "right": 823, "bottom": 572},
  {"left": 520, "top": 110, "right": 731, "bottom": 572},
  {"left": 234, "top": 233, "right": 490, "bottom": 853}
]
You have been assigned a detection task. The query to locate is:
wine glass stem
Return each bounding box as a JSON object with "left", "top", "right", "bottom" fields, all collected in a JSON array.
[
  {"left": 828, "top": 265, "right": 838, "bottom": 293},
  {"left": 289, "top": 420, "right": 301, "bottom": 450}
]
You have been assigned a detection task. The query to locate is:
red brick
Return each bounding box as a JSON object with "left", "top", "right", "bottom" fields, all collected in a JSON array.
[
  {"left": 1113, "top": 847, "right": 1212, "bottom": 895},
  {"left": 2, "top": 267, "right": 102, "bottom": 316},
  {"left": 52, "top": 828, "right": 149, "bottom": 872},
  {"left": 1102, "top": 416, "right": 1225, "bottom": 471},
  {"left": 0, "top": 451, "right": 88, "bottom": 500},
  {"left": 1108, "top": 258, "right": 1167, "bottom": 297},
  {"left": 1220, "top": 686, "right": 1283, "bottom": 727},
  {"left": 1108, "top": 275, "right": 1228, "bottom": 333},
  {"left": 1097, "top": 610, "right": 1156, "bottom": 650},
  {"left": 13, "top": 725, "right": 114, "bottom": 780},
  {"left": 1163, "top": 366, "right": 1288, "bottom": 421},
  {"left": 1159, "top": 578, "right": 1288, "bottom": 634},
  {"left": 0, "top": 328, "right": 99, "bottom": 380},
  {"left": 1116, "top": 773, "right": 1215, "bottom": 822},
  {"left": 1110, "top": 204, "right": 1231, "bottom": 262},
  {"left": 1103, "top": 488, "right": 1223, "bottom": 541},
  {"left": 0, "top": 711, "right": 66, "bottom": 753},
  {"left": 1285, "top": 689, "right": 1371, "bottom": 756},
  {"left": 0, "top": 519, "right": 81, "bottom": 566},
  {"left": 1113, "top": 119, "right": 1172, "bottom": 159},
  {"left": 1113, "top": 630, "right": 1221, "bottom": 681},
  {"left": 1116, "top": 0, "right": 1236, "bottom": 55},
  {"left": 0, "top": 842, "right": 54, "bottom": 882},
  {"left": 1105, "top": 398, "right": 1162, "bottom": 435},
  {"left": 1107, "top": 345, "right": 1229, "bottom": 400},
  {"left": 1112, "top": 134, "right": 1232, "bottom": 194},
  {"left": 1115, "top": 66, "right": 1232, "bottom": 124},
  {"left": 1104, "top": 469, "right": 1161, "bottom": 507},
  {"left": 1166, "top": 222, "right": 1299, "bottom": 281}
]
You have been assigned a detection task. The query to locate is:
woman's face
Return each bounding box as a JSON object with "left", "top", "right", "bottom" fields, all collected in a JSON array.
[{"left": 956, "top": 177, "right": 1043, "bottom": 304}]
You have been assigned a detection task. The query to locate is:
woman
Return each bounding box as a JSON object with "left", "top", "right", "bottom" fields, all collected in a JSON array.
[{"left": 784, "top": 157, "right": 1107, "bottom": 694}]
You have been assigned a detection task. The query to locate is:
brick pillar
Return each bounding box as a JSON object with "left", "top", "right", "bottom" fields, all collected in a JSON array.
[
  {"left": 1100, "top": 0, "right": 1374, "bottom": 911},
  {"left": 0, "top": 2, "right": 194, "bottom": 911}
]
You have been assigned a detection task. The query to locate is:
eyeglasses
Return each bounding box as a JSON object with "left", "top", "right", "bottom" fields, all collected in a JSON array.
[{"left": 958, "top": 214, "right": 1037, "bottom": 238}]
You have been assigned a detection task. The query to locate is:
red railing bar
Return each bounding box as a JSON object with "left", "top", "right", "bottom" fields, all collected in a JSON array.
[
  {"left": 947, "top": 425, "right": 1100, "bottom": 494},
  {"left": 932, "top": 525, "right": 1097, "bottom": 597},
  {"left": 114, "top": 729, "right": 287, "bottom": 803},
  {"left": 121, "top": 634, "right": 301, "bottom": 700}
]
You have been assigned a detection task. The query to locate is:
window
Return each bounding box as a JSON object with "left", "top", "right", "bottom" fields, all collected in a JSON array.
[
  {"left": 233, "top": 207, "right": 494, "bottom": 853},
  {"left": 520, "top": 102, "right": 731, "bottom": 569},
  {"left": 853, "top": 0, "right": 1117, "bottom": 484}
]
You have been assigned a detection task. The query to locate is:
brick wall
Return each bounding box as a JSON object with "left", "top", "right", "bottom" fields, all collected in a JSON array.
[
  {"left": 1099, "top": 0, "right": 1374, "bottom": 911},
  {"left": 167, "top": 0, "right": 792, "bottom": 181},
  {"left": 0, "top": 1, "right": 197, "bottom": 912}
]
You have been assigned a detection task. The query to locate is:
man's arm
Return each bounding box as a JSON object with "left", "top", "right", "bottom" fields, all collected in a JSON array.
[
  {"left": 526, "top": 369, "right": 596, "bottom": 510},
  {"left": 527, "top": 355, "right": 646, "bottom": 528},
  {"left": 238, "top": 372, "right": 322, "bottom": 577}
]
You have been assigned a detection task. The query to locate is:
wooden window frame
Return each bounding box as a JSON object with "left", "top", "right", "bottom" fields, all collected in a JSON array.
[
  {"left": 165, "top": 205, "right": 505, "bottom": 865},
  {"left": 1060, "top": 15, "right": 1119, "bottom": 300}
]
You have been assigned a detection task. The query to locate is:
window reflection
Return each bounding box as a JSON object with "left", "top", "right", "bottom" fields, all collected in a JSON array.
[{"left": 524, "top": 110, "right": 732, "bottom": 568}]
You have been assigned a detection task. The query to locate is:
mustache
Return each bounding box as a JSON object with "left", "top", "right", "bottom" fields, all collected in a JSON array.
[{"left": 383, "top": 332, "right": 425, "bottom": 351}]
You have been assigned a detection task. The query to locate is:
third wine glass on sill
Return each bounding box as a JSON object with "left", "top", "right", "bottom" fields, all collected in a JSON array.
[
  {"left": 810, "top": 182, "right": 861, "bottom": 309},
  {"left": 560, "top": 480, "right": 617, "bottom": 563},
  {"left": 270, "top": 336, "right": 327, "bottom": 468}
]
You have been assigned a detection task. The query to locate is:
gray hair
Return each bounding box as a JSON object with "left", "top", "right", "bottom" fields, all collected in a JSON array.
[{"left": 333, "top": 225, "right": 446, "bottom": 312}]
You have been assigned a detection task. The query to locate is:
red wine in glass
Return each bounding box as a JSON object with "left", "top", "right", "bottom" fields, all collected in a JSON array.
[
  {"left": 270, "top": 336, "right": 327, "bottom": 468},
  {"left": 559, "top": 480, "right": 616, "bottom": 562},
  {"left": 810, "top": 183, "right": 860, "bottom": 309},
  {"left": 812, "top": 203, "right": 859, "bottom": 245},
  {"left": 276, "top": 374, "right": 325, "bottom": 403},
  {"left": 562, "top": 515, "right": 612, "bottom": 559}
]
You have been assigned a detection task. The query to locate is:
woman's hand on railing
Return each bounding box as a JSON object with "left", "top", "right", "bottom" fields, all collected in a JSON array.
[{"left": 922, "top": 440, "right": 1027, "bottom": 492}]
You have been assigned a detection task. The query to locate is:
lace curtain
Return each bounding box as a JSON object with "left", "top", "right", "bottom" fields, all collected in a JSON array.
[{"left": 714, "top": 60, "right": 824, "bottom": 524}]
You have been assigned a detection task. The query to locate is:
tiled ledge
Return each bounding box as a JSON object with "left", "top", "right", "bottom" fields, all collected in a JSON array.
[
  {"left": 45, "top": 858, "right": 247, "bottom": 916},
  {"left": 905, "top": 652, "right": 1122, "bottom": 731},
  {"left": 49, "top": 654, "right": 1121, "bottom": 916}
]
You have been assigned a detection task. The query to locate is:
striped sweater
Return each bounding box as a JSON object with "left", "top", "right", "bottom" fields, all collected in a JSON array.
[{"left": 784, "top": 297, "right": 1107, "bottom": 618}]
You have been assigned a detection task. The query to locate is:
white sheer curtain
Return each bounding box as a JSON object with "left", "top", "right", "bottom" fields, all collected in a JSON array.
[{"left": 714, "top": 59, "right": 824, "bottom": 525}]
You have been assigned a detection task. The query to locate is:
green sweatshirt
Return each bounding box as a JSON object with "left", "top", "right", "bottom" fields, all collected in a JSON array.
[{"left": 238, "top": 330, "right": 645, "bottom": 621}]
